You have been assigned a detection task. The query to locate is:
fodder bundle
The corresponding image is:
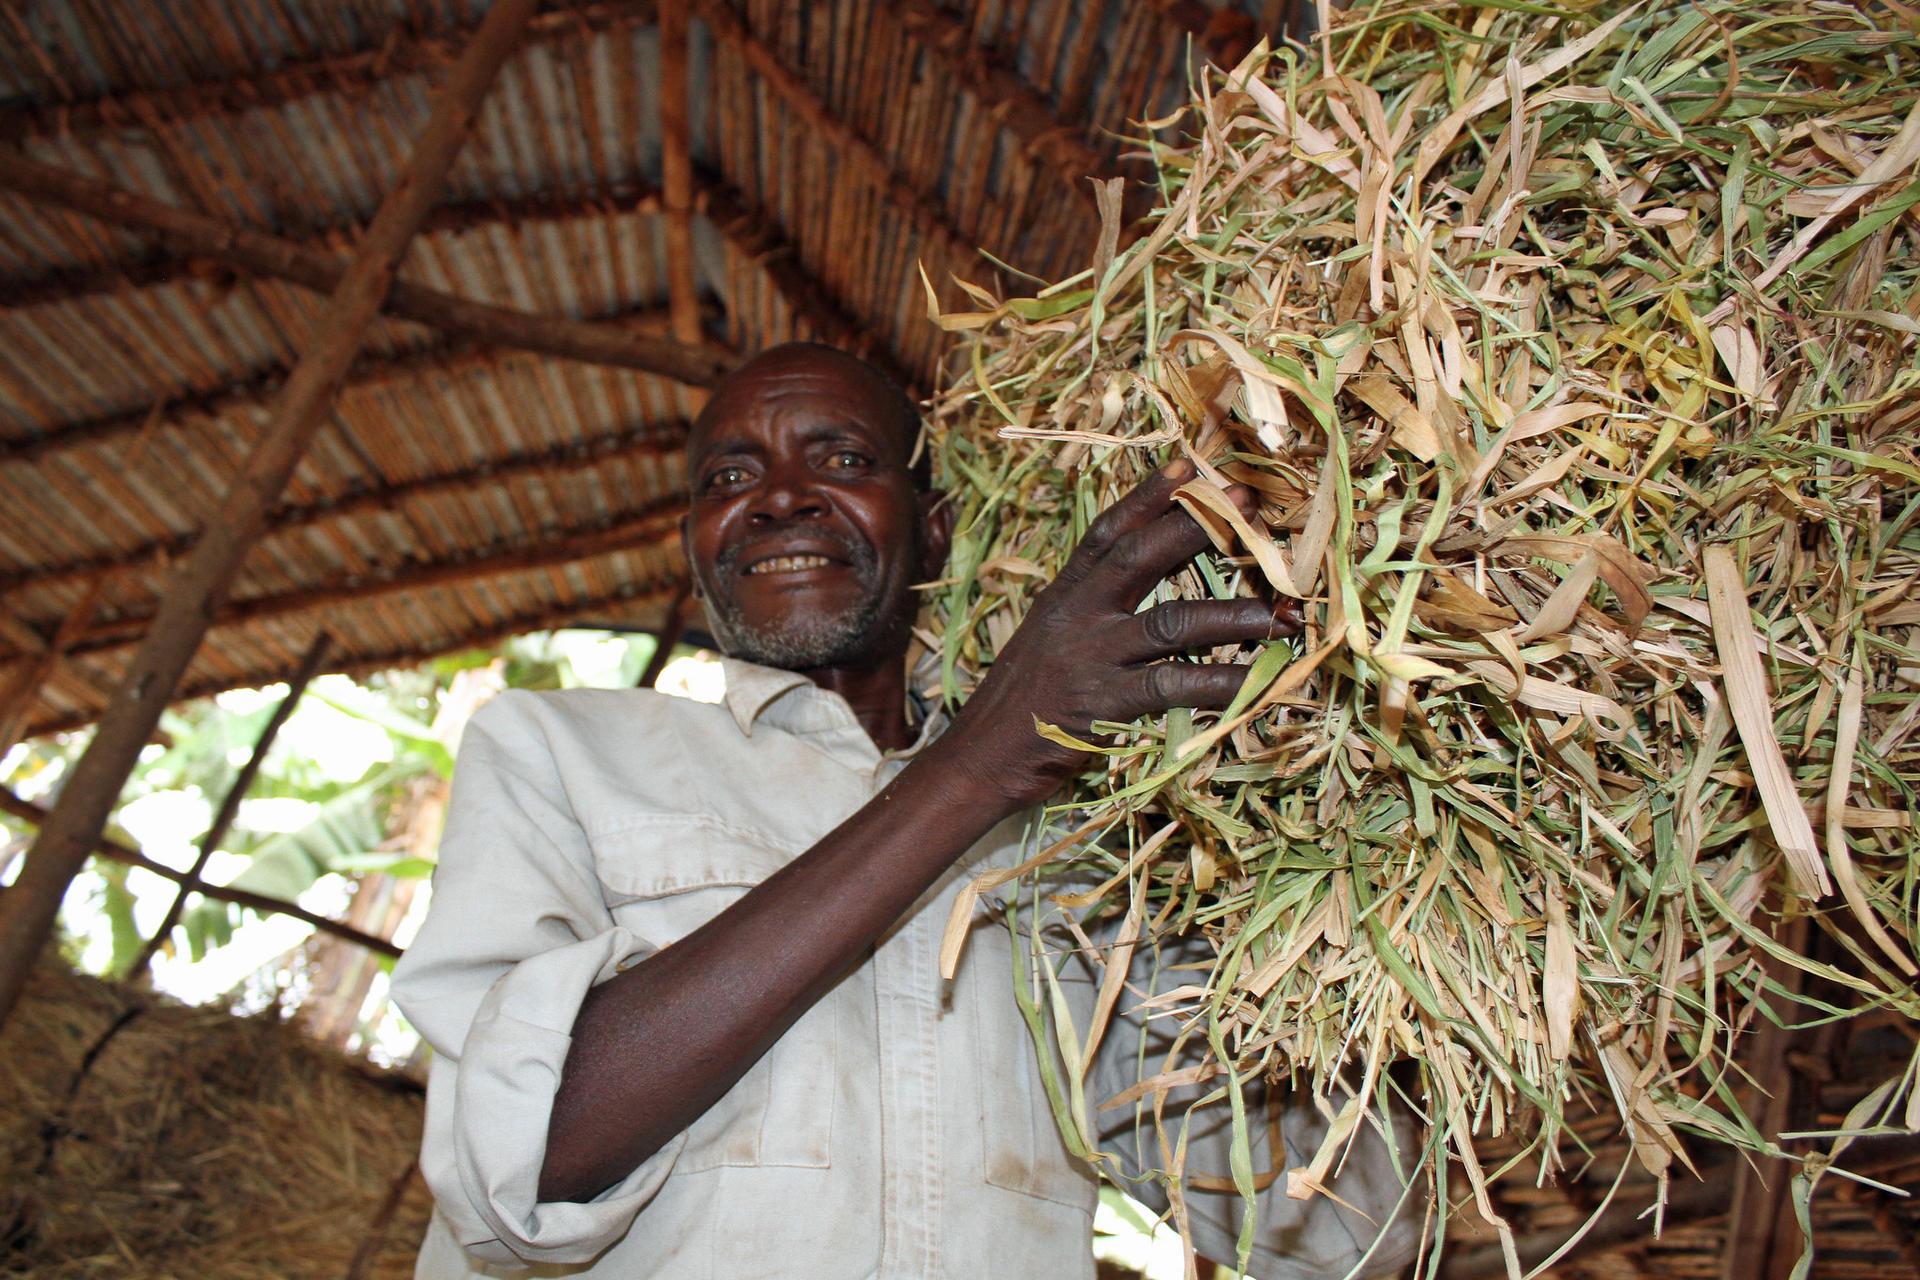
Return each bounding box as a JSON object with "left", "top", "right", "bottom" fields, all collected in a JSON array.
[{"left": 927, "top": 1, "right": 1920, "bottom": 1270}]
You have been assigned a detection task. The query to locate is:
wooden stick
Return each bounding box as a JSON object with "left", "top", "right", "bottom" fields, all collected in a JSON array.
[
  {"left": 128, "top": 631, "right": 332, "bottom": 978},
  {"left": 0, "top": 0, "right": 538, "bottom": 1030},
  {"left": 0, "top": 419, "right": 687, "bottom": 602},
  {"left": 0, "top": 149, "right": 732, "bottom": 390},
  {"left": 699, "top": 171, "right": 918, "bottom": 392},
  {"left": 64, "top": 499, "right": 683, "bottom": 655},
  {"left": 891, "top": 0, "right": 1117, "bottom": 209},
  {"left": 0, "top": 787, "right": 400, "bottom": 959},
  {"left": 660, "top": 0, "right": 704, "bottom": 349},
  {"left": 697, "top": 0, "right": 986, "bottom": 270},
  {"left": 639, "top": 582, "right": 696, "bottom": 689},
  {"left": 22, "top": 580, "right": 686, "bottom": 740},
  {"left": 0, "top": 582, "right": 104, "bottom": 754},
  {"left": 0, "top": 3, "right": 656, "bottom": 139}
]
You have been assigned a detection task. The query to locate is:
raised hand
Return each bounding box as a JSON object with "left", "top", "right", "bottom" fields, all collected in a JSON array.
[{"left": 935, "top": 459, "right": 1299, "bottom": 814}]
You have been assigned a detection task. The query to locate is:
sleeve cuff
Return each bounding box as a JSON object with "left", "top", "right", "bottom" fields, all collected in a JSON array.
[{"left": 438, "top": 928, "right": 686, "bottom": 1268}]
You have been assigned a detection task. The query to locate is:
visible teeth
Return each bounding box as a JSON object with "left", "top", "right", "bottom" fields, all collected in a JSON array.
[{"left": 747, "top": 555, "right": 833, "bottom": 575}]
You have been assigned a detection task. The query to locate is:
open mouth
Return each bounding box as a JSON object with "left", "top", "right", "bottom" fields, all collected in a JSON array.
[{"left": 744, "top": 554, "right": 839, "bottom": 576}]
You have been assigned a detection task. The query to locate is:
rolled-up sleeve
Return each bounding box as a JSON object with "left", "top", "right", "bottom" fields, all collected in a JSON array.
[
  {"left": 392, "top": 691, "right": 683, "bottom": 1269},
  {"left": 1087, "top": 931, "right": 1425, "bottom": 1280}
]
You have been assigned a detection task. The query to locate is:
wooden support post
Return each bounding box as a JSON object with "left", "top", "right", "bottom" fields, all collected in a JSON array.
[
  {"left": 639, "top": 582, "right": 695, "bottom": 689},
  {"left": 0, "top": 787, "right": 400, "bottom": 959},
  {"left": 0, "top": 0, "right": 538, "bottom": 1029},
  {"left": 660, "top": 0, "right": 703, "bottom": 351},
  {"left": 128, "top": 631, "right": 331, "bottom": 978},
  {"left": 0, "top": 582, "right": 105, "bottom": 754},
  {"left": 0, "top": 150, "right": 732, "bottom": 389},
  {"left": 1719, "top": 914, "right": 1813, "bottom": 1280}
]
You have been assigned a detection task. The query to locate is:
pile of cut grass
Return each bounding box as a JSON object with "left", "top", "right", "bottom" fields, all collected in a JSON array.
[{"left": 927, "top": 3, "right": 1920, "bottom": 1272}]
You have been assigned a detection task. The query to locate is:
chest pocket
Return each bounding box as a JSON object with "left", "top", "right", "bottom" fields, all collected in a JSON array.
[
  {"left": 588, "top": 817, "right": 836, "bottom": 1173},
  {"left": 968, "top": 905, "right": 1099, "bottom": 1208}
]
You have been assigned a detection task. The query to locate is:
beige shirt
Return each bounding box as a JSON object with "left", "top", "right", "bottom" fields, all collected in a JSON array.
[{"left": 392, "top": 658, "right": 1420, "bottom": 1279}]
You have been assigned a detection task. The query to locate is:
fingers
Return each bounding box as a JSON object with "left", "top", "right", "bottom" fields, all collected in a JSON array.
[
  {"left": 1073, "top": 460, "right": 1195, "bottom": 563},
  {"left": 1124, "top": 598, "right": 1292, "bottom": 662},
  {"left": 1116, "top": 661, "right": 1256, "bottom": 721}
]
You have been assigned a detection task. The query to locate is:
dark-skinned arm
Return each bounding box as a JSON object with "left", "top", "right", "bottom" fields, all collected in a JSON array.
[{"left": 538, "top": 460, "right": 1296, "bottom": 1202}]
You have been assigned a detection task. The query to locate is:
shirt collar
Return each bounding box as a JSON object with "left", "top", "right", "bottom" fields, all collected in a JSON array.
[
  {"left": 716, "top": 656, "right": 816, "bottom": 737},
  {"left": 713, "top": 652, "right": 949, "bottom": 763}
]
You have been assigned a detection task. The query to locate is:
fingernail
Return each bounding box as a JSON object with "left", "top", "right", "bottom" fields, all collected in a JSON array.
[
  {"left": 1164, "top": 459, "right": 1194, "bottom": 482},
  {"left": 1269, "top": 598, "right": 1304, "bottom": 638}
]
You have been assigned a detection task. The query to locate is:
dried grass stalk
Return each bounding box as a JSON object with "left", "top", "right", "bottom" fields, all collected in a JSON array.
[{"left": 927, "top": 2, "right": 1920, "bottom": 1271}]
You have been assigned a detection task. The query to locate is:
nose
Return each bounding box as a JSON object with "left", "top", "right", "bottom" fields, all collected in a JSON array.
[{"left": 746, "top": 461, "right": 827, "bottom": 526}]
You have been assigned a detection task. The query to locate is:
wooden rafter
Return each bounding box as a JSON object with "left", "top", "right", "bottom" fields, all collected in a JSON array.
[
  {"left": 891, "top": 0, "right": 1121, "bottom": 211},
  {"left": 58, "top": 499, "right": 683, "bottom": 657},
  {"left": 22, "top": 578, "right": 686, "bottom": 740},
  {"left": 0, "top": 419, "right": 688, "bottom": 603},
  {"left": 0, "top": 1, "right": 656, "bottom": 140},
  {"left": 0, "top": 305, "right": 692, "bottom": 468},
  {"left": 0, "top": 0, "right": 541, "bottom": 1029},
  {"left": 659, "top": 0, "right": 704, "bottom": 351},
  {"left": 700, "top": 170, "right": 917, "bottom": 392},
  {"left": 0, "top": 148, "right": 734, "bottom": 389},
  {"left": 0, "top": 184, "right": 670, "bottom": 310},
  {"left": 0, "top": 786, "right": 402, "bottom": 959},
  {"left": 696, "top": 0, "right": 987, "bottom": 271}
]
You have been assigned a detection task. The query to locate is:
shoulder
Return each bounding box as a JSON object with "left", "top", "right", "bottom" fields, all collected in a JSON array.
[{"left": 466, "top": 687, "right": 720, "bottom": 748}]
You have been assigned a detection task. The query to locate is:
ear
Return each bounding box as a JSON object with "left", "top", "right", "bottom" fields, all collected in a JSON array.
[{"left": 916, "top": 488, "right": 955, "bottom": 580}]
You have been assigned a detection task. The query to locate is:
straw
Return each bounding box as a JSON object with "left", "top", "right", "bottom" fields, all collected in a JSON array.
[{"left": 927, "top": 3, "right": 1920, "bottom": 1271}]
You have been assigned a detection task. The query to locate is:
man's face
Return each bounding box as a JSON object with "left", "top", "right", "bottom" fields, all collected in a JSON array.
[{"left": 682, "top": 348, "right": 939, "bottom": 673}]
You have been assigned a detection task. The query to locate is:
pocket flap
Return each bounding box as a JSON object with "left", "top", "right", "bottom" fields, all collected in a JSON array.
[{"left": 588, "top": 814, "right": 801, "bottom": 901}]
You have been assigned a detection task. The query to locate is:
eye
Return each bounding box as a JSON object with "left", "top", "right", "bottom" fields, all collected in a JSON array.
[
  {"left": 702, "top": 464, "right": 751, "bottom": 493},
  {"left": 825, "top": 449, "right": 870, "bottom": 471}
]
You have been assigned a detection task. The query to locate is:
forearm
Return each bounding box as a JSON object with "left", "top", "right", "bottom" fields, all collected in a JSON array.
[{"left": 537, "top": 731, "right": 1009, "bottom": 1202}]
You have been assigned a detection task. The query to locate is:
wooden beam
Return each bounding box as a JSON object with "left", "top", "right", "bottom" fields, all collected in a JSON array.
[
  {"left": 0, "top": 304, "right": 696, "bottom": 468},
  {"left": 891, "top": 0, "right": 1118, "bottom": 210},
  {"left": 1720, "top": 914, "right": 1813, "bottom": 1280},
  {"left": 0, "top": 786, "right": 401, "bottom": 959},
  {"left": 0, "top": 185, "right": 669, "bottom": 311},
  {"left": 129, "top": 630, "right": 332, "bottom": 978},
  {"left": 0, "top": 1, "right": 655, "bottom": 140},
  {"left": 638, "top": 582, "right": 695, "bottom": 688},
  {"left": 0, "top": 148, "right": 733, "bottom": 389},
  {"left": 0, "top": 419, "right": 687, "bottom": 602},
  {"left": 0, "top": 0, "right": 540, "bottom": 1030},
  {"left": 61, "top": 498, "right": 684, "bottom": 657},
  {"left": 696, "top": 0, "right": 987, "bottom": 270},
  {"left": 0, "top": 610, "right": 119, "bottom": 722},
  {"left": 659, "top": 0, "right": 704, "bottom": 351},
  {"left": 0, "top": 581, "right": 103, "bottom": 753},
  {"left": 21, "top": 579, "right": 685, "bottom": 739},
  {"left": 698, "top": 170, "right": 917, "bottom": 392}
]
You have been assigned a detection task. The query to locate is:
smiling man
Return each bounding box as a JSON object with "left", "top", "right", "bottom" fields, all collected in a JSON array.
[{"left": 392, "top": 343, "right": 1419, "bottom": 1279}]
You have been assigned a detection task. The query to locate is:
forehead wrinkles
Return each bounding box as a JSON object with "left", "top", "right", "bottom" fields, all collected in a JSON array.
[{"left": 690, "top": 372, "right": 907, "bottom": 465}]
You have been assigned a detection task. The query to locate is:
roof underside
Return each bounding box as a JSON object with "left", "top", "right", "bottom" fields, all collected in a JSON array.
[
  {"left": 0, "top": 0, "right": 1278, "bottom": 735},
  {"left": 3, "top": 5, "right": 1919, "bottom": 1276}
]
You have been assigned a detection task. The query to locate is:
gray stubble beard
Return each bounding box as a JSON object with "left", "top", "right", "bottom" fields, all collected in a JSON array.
[{"left": 694, "top": 532, "right": 900, "bottom": 671}]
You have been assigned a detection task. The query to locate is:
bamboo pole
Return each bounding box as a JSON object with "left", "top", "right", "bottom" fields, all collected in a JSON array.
[
  {"left": 0, "top": 0, "right": 538, "bottom": 1029},
  {"left": 0, "top": 787, "right": 400, "bottom": 960},
  {"left": 0, "top": 150, "right": 732, "bottom": 389},
  {"left": 128, "top": 631, "right": 332, "bottom": 978}
]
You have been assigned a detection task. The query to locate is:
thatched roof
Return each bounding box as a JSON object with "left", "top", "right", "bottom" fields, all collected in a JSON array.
[{"left": 0, "top": 0, "right": 1276, "bottom": 737}]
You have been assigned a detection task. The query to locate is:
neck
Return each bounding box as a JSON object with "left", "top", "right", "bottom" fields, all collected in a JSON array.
[{"left": 802, "top": 647, "right": 915, "bottom": 752}]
